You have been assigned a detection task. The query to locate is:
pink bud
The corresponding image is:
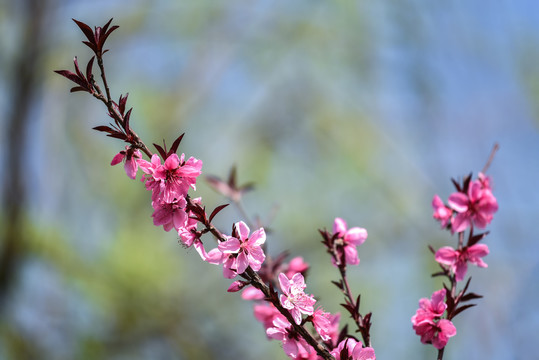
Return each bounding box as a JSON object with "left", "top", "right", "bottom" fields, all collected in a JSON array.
[{"left": 227, "top": 280, "right": 246, "bottom": 293}]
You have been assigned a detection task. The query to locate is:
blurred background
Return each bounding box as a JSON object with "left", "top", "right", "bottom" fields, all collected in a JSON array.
[{"left": 0, "top": 0, "right": 537, "bottom": 359}]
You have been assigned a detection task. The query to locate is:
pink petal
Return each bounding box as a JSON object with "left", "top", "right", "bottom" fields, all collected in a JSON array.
[
  {"left": 467, "top": 244, "right": 489, "bottom": 268},
  {"left": 467, "top": 243, "right": 489, "bottom": 257},
  {"left": 448, "top": 192, "right": 469, "bottom": 213},
  {"left": 111, "top": 152, "right": 124, "bottom": 165},
  {"left": 282, "top": 338, "right": 299, "bottom": 358},
  {"left": 124, "top": 159, "right": 138, "bottom": 179},
  {"left": 218, "top": 238, "right": 241, "bottom": 253},
  {"left": 468, "top": 181, "right": 483, "bottom": 202},
  {"left": 247, "top": 246, "right": 265, "bottom": 271},
  {"left": 164, "top": 154, "right": 180, "bottom": 170},
  {"left": 451, "top": 212, "right": 470, "bottom": 233},
  {"left": 193, "top": 241, "right": 223, "bottom": 264},
  {"left": 435, "top": 247, "right": 458, "bottom": 266},
  {"left": 438, "top": 319, "right": 457, "bottom": 337},
  {"left": 290, "top": 307, "right": 302, "bottom": 325},
  {"left": 432, "top": 194, "right": 444, "bottom": 209},
  {"left": 344, "top": 245, "right": 360, "bottom": 266},
  {"left": 235, "top": 221, "right": 251, "bottom": 241},
  {"left": 290, "top": 273, "right": 306, "bottom": 288},
  {"left": 454, "top": 260, "right": 468, "bottom": 282},
  {"left": 242, "top": 287, "right": 265, "bottom": 300},
  {"left": 172, "top": 210, "right": 187, "bottom": 229},
  {"left": 222, "top": 256, "right": 237, "bottom": 279},
  {"left": 333, "top": 218, "right": 347, "bottom": 236},
  {"left": 266, "top": 327, "right": 285, "bottom": 341},
  {"left": 280, "top": 294, "right": 293, "bottom": 310},
  {"left": 227, "top": 281, "right": 244, "bottom": 292},
  {"left": 247, "top": 228, "right": 266, "bottom": 247},
  {"left": 278, "top": 273, "right": 291, "bottom": 294},
  {"left": 344, "top": 227, "right": 367, "bottom": 246},
  {"left": 353, "top": 346, "right": 376, "bottom": 360},
  {"left": 236, "top": 251, "right": 249, "bottom": 274}
]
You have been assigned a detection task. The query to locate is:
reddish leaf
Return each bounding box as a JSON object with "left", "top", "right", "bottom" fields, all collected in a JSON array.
[
  {"left": 168, "top": 133, "right": 185, "bottom": 156},
  {"left": 331, "top": 280, "right": 343, "bottom": 290},
  {"left": 118, "top": 93, "right": 129, "bottom": 114},
  {"left": 462, "top": 173, "right": 473, "bottom": 192},
  {"left": 70, "top": 86, "right": 87, "bottom": 93},
  {"left": 467, "top": 231, "right": 489, "bottom": 247},
  {"left": 72, "top": 19, "right": 96, "bottom": 46},
  {"left": 153, "top": 143, "right": 167, "bottom": 160},
  {"left": 460, "top": 292, "right": 483, "bottom": 302},
  {"left": 336, "top": 325, "right": 349, "bottom": 344},
  {"left": 452, "top": 303, "right": 477, "bottom": 319},
  {"left": 93, "top": 125, "right": 114, "bottom": 133},
  {"left": 451, "top": 178, "right": 462, "bottom": 192},
  {"left": 209, "top": 204, "right": 229, "bottom": 223},
  {"left": 86, "top": 56, "right": 95, "bottom": 83},
  {"left": 124, "top": 108, "right": 133, "bottom": 132},
  {"left": 107, "top": 133, "right": 127, "bottom": 140}
]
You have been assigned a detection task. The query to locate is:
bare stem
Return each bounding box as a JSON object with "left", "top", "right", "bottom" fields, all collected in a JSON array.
[
  {"left": 97, "top": 56, "right": 112, "bottom": 104},
  {"left": 481, "top": 143, "right": 499, "bottom": 174},
  {"left": 90, "top": 58, "right": 153, "bottom": 158},
  {"left": 437, "top": 347, "right": 445, "bottom": 360}
]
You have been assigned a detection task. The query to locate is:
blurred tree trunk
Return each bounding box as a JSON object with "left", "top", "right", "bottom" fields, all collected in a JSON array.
[{"left": 0, "top": 0, "right": 49, "bottom": 308}]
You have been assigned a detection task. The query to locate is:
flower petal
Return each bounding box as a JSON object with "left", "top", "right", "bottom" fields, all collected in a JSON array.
[
  {"left": 344, "top": 227, "right": 367, "bottom": 246},
  {"left": 333, "top": 217, "right": 347, "bottom": 236},
  {"left": 235, "top": 221, "right": 251, "bottom": 241},
  {"left": 218, "top": 238, "right": 241, "bottom": 253}
]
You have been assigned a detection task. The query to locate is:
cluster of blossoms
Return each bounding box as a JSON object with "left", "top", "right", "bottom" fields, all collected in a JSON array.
[
  {"left": 412, "top": 172, "right": 498, "bottom": 351},
  {"left": 58, "top": 19, "right": 499, "bottom": 360},
  {"left": 112, "top": 141, "right": 375, "bottom": 359},
  {"left": 432, "top": 172, "right": 498, "bottom": 234},
  {"left": 229, "top": 220, "right": 375, "bottom": 359},
  {"left": 411, "top": 289, "right": 456, "bottom": 349},
  {"left": 112, "top": 144, "right": 203, "bottom": 239}
]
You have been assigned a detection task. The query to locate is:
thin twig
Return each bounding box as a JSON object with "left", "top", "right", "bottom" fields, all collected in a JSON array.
[{"left": 481, "top": 143, "right": 499, "bottom": 174}]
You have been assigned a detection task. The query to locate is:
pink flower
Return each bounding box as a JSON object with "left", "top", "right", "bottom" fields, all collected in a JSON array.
[
  {"left": 177, "top": 198, "right": 201, "bottom": 247},
  {"left": 153, "top": 153, "right": 202, "bottom": 203},
  {"left": 311, "top": 307, "right": 334, "bottom": 342},
  {"left": 266, "top": 315, "right": 317, "bottom": 359},
  {"left": 227, "top": 280, "right": 247, "bottom": 293},
  {"left": 432, "top": 195, "right": 452, "bottom": 228},
  {"left": 419, "top": 288, "right": 447, "bottom": 317},
  {"left": 448, "top": 175, "right": 498, "bottom": 233},
  {"left": 412, "top": 289, "right": 456, "bottom": 350},
  {"left": 110, "top": 146, "right": 142, "bottom": 179},
  {"left": 435, "top": 244, "right": 489, "bottom": 281},
  {"left": 412, "top": 317, "right": 456, "bottom": 350},
  {"left": 218, "top": 221, "right": 266, "bottom": 275},
  {"left": 331, "top": 338, "right": 376, "bottom": 360},
  {"left": 139, "top": 153, "right": 202, "bottom": 202},
  {"left": 193, "top": 239, "right": 224, "bottom": 265},
  {"left": 151, "top": 197, "right": 187, "bottom": 231},
  {"left": 284, "top": 257, "right": 310, "bottom": 279},
  {"left": 254, "top": 304, "right": 281, "bottom": 334},
  {"left": 138, "top": 154, "right": 164, "bottom": 200},
  {"left": 332, "top": 218, "right": 368, "bottom": 267},
  {"left": 241, "top": 286, "right": 265, "bottom": 300},
  {"left": 278, "top": 273, "right": 316, "bottom": 325}
]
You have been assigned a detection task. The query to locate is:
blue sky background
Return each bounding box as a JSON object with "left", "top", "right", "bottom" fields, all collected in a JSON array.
[{"left": 1, "top": 1, "right": 538, "bottom": 359}]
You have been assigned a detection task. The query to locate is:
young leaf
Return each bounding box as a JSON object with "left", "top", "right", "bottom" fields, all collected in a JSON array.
[
  {"left": 451, "top": 303, "right": 477, "bottom": 319},
  {"left": 153, "top": 143, "right": 167, "bottom": 160},
  {"left": 209, "top": 204, "right": 229, "bottom": 223},
  {"left": 168, "top": 133, "right": 185, "bottom": 157}
]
